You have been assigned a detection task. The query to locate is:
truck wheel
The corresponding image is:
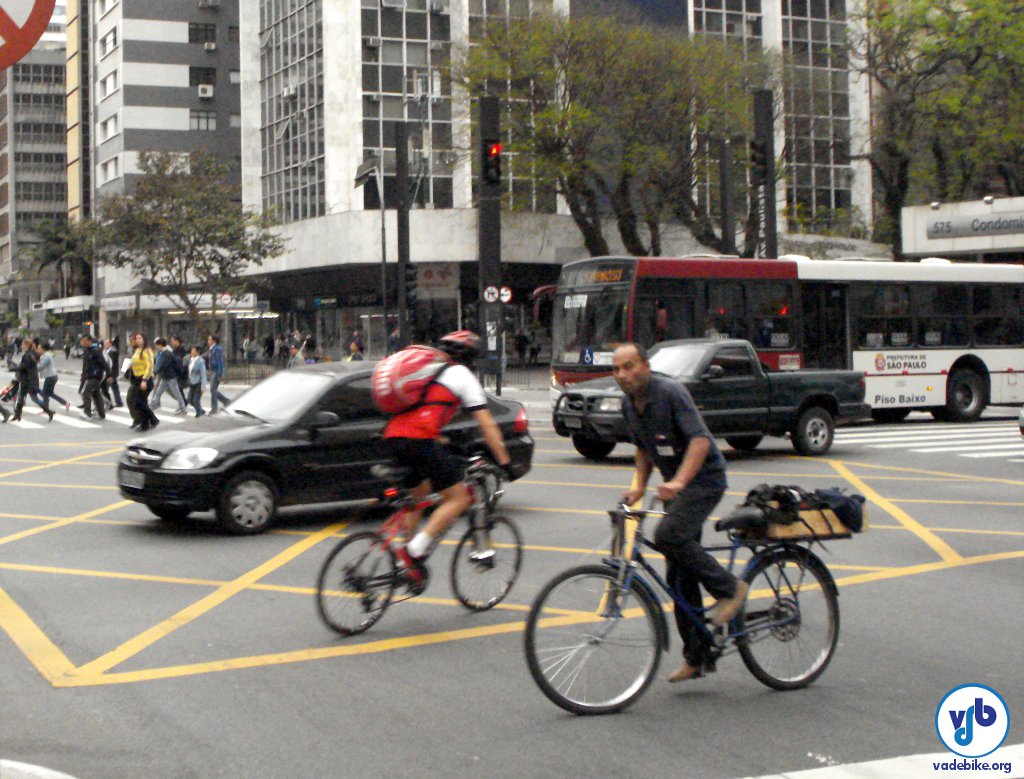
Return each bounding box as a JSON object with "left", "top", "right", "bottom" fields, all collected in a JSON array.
[
  {"left": 217, "top": 471, "right": 278, "bottom": 535},
  {"left": 725, "top": 435, "right": 763, "bottom": 452},
  {"left": 791, "top": 407, "right": 834, "bottom": 456},
  {"left": 944, "top": 370, "right": 986, "bottom": 422},
  {"left": 571, "top": 435, "right": 615, "bottom": 461},
  {"left": 871, "top": 408, "right": 911, "bottom": 424}
]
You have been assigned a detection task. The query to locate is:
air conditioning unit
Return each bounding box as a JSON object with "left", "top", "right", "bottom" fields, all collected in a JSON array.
[
  {"left": 204, "top": 41, "right": 217, "bottom": 51},
  {"left": 429, "top": 0, "right": 446, "bottom": 13},
  {"left": 429, "top": 41, "right": 444, "bottom": 51},
  {"left": 198, "top": 84, "right": 214, "bottom": 99},
  {"left": 367, "top": 93, "right": 381, "bottom": 103},
  {"left": 364, "top": 36, "right": 381, "bottom": 48},
  {"left": 281, "top": 85, "right": 297, "bottom": 99}
]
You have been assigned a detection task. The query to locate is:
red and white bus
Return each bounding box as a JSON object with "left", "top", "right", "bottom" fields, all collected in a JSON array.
[{"left": 549, "top": 255, "right": 1024, "bottom": 422}]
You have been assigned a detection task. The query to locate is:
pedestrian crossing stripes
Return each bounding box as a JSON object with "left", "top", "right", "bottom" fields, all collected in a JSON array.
[
  {"left": 834, "top": 421, "right": 1024, "bottom": 461},
  {"left": 5, "top": 405, "right": 193, "bottom": 431}
]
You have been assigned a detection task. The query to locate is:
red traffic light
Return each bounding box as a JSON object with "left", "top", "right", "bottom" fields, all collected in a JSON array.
[{"left": 487, "top": 142, "right": 502, "bottom": 157}]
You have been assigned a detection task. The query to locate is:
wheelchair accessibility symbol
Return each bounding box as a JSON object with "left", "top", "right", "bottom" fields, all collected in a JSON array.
[{"left": 583, "top": 348, "right": 593, "bottom": 364}]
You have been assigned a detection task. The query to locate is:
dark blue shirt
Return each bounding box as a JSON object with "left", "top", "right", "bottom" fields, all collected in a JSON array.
[{"left": 622, "top": 373, "right": 727, "bottom": 487}]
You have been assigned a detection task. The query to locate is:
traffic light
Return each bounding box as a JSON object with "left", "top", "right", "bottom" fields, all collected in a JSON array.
[
  {"left": 749, "top": 138, "right": 769, "bottom": 185},
  {"left": 482, "top": 140, "right": 502, "bottom": 184}
]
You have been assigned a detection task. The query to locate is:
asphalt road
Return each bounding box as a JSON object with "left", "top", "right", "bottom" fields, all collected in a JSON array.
[{"left": 0, "top": 394, "right": 1021, "bottom": 779}]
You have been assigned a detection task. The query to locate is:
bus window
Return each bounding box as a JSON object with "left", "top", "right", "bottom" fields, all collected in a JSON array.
[
  {"left": 552, "top": 285, "right": 630, "bottom": 363},
  {"left": 705, "top": 281, "right": 746, "bottom": 339},
  {"left": 636, "top": 296, "right": 695, "bottom": 345},
  {"left": 853, "top": 284, "right": 911, "bottom": 348},
  {"left": 748, "top": 281, "right": 794, "bottom": 349},
  {"left": 972, "top": 286, "right": 1023, "bottom": 346},
  {"left": 913, "top": 284, "right": 969, "bottom": 347}
]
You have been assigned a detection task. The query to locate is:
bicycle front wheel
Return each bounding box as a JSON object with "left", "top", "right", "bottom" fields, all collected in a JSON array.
[
  {"left": 316, "top": 531, "right": 397, "bottom": 636},
  {"left": 450, "top": 514, "right": 523, "bottom": 611},
  {"left": 524, "top": 565, "right": 662, "bottom": 716},
  {"left": 736, "top": 549, "right": 839, "bottom": 690}
]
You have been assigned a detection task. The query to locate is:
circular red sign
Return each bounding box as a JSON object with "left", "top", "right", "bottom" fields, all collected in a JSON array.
[{"left": 0, "top": 0, "right": 58, "bottom": 72}]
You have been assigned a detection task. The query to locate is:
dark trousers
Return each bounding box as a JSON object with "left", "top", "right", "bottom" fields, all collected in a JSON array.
[
  {"left": 81, "top": 378, "right": 106, "bottom": 418},
  {"left": 14, "top": 384, "right": 45, "bottom": 418},
  {"left": 107, "top": 377, "right": 123, "bottom": 406},
  {"left": 654, "top": 478, "right": 737, "bottom": 667},
  {"left": 40, "top": 376, "right": 68, "bottom": 412},
  {"left": 187, "top": 384, "right": 204, "bottom": 416},
  {"left": 127, "top": 380, "right": 158, "bottom": 428}
]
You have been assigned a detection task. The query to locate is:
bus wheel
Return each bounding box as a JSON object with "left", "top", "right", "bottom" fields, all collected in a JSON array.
[
  {"left": 944, "top": 370, "right": 986, "bottom": 422},
  {"left": 571, "top": 435, "right": 615, "bottom": 461},
  {"left": 871, "top": 409, "right": 911, "bottom": 424},
  {"left": 791, "top": 407, "right": 834, "bottom": 456}
]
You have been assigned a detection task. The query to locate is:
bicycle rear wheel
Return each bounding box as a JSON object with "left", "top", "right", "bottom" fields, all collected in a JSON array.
[
  {"left": 316, "top": 531, "right": 397, "bottom": 636},
  {"left": 736, "top": 549, "right": 839, "bottom": 690},
  {"left": 450, "top": 514, "right": 523, "bottom": 611},
  {"left": 524, "top": 565, "right": 662, "bottom": 715}
]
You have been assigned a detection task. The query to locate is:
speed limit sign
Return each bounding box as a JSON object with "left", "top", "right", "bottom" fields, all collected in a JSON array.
[
  {"left": 499, "top": 286, "right": 512, "bottom": 304},
  {"left": 0, "top": 0, "right": 57, "bottom": 71}
]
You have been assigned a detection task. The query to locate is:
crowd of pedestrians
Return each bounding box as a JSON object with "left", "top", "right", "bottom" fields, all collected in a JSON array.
[{"left": 1, "top": 330, "right": 233, "bottom": 428}]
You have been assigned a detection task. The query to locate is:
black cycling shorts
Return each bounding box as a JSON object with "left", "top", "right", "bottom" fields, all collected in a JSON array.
[{"left": 384, "top": 438, "right": 465, "bottom": 492}]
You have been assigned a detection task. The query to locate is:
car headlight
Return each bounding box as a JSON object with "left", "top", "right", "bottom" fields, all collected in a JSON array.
[
  {"left": 595, "top": 397, "right": 622, "bottom": 413},
  {"left": 162, "top": 447, "right": 220, "bottom": 470}
]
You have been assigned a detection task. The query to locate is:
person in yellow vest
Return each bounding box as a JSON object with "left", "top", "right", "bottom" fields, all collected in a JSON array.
[{"left": 127, "top": 332, "right": 159, "bottom": 431}]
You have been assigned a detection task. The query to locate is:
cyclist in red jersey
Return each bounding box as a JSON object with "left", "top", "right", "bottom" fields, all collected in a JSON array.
[{"left": 383, "top": 330, "right": 514, "bottom": 593}]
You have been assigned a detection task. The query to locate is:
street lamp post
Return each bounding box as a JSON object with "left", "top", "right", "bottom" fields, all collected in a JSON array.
[{"left": 355, "top": 157, "right": 388, "bottom": 355}]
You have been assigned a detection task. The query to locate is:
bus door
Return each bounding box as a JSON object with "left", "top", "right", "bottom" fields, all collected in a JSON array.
[
  {"left": 801, "top": 283, "right": 849, "bottom": 370},
  {"left": 635, "top": 281, "right": 698, "bottom": 346}
]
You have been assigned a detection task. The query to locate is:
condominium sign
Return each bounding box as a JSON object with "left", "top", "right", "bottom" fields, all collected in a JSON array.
[
  {"left": 927, "top": 212, "right": 1024, "bottom": 239},
  {"left": 0, "top": 0, "right": 57, "bottom": 70}
]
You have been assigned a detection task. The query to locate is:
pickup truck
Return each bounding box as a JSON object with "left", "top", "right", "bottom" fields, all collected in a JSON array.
[{"left": 552, "top": 339, "right": 870, "bottom": 459}]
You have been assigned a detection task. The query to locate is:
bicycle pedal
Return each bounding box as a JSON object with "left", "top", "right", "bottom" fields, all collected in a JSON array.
[{"left": 469, "top": 549, "right": 496, "bottom": 562}]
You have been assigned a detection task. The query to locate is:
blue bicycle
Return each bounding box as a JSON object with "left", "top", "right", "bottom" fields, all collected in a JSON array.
[{"left": 524, "top": 502, "right": 841, "bottom": 715}]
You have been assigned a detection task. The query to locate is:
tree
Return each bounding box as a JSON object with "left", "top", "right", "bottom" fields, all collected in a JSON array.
[
  {"left": 850, "top": 0, "right": 1024, "bottom": 256},
  {"left": 87, "top": 150, "right": 286, "bottom": 337},
  {"left": 17, "top": 218, "right": 93, "bottom": 298},
  {"left": 456, "top": 13, "right": 770, "bottom": 257}
]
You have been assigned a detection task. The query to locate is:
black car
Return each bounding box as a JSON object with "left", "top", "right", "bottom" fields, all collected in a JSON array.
[{"left": 117, "top": 362, "right": 534, "bottom": 534}]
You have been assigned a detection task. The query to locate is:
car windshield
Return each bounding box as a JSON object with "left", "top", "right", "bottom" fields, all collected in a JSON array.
[
  {"left": 649, "top": 345, "right": 707, "bottom": 379},
  {"left": 227, "top": 371, "right": 335, "bottom": 424}
]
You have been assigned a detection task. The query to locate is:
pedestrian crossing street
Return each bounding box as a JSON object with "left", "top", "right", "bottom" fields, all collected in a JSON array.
[
  {"left": 834, "top": 419, "right": 1024, "bottom": 462},
  {"left": 4, "top": 404, "right": 195, "bottom": 430}
]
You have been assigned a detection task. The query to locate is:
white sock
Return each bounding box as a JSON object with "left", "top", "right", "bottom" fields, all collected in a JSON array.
[{"left": 406, "top": 532, "right": 432, "bottom": 559}]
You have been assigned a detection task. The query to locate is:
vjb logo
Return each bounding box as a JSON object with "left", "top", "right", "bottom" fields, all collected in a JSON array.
[{"left": 935, "top": 684, "right": 1010, "bottom": 759}]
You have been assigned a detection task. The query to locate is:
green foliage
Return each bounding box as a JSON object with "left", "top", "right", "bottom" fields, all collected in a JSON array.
[
  {"left": 87, "top": 151, "right": 286, "bottom": 335},
  {"left": 17, "top": 218, "right": 93, "bottom": 297},
  {"left": 454, "top": 13, "right": 770, "bottom": 255},
  {"left": 852, "top": 0, "right": 1024, "bottom": 256}
]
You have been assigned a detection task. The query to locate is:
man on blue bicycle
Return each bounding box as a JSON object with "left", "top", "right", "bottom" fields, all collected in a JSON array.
[{"left": 613, "top": 342, "right": 749, "bottom": 683}]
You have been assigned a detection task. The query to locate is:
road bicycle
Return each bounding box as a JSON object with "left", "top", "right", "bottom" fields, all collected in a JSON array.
[
  {"left": 315, "top": 455, "right": 523, "bottom": 636},
  {"left": 523, "top": 501, "right": 841, "bottom": 715}
]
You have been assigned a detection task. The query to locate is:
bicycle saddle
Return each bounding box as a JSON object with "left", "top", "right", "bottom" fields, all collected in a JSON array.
[
  {"left": 370, "top": 463, "right": 413, "bottom": 484},
  {"left": 715, "top": 505, "right": 768, "bottom": 533}
]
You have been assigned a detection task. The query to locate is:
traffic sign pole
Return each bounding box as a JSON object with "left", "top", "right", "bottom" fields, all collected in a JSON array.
[{"left": 477, "top": 96, "right": 503, "bottom": 392}]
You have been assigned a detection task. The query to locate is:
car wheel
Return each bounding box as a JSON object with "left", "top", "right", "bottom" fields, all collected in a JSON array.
[
  {"left": 217, "top": 471, "right": 278, "bottom": 535},
  {"left": 147, "top": 504, "right": 191, "bottom": 523},
  {"left": 571, "top": 435, "right": 615, "bottom": 461},
  {"left": 791, "top": 407, "right": 834, "bottom": 456},
  {"left": 725, "top": 435, "right": 763, "bottom": 452},
  {"left": 944, "top": 370, "right": 986, "bottom": 422},
  {"left": 871, "top": 408, "right": 911, "bottom": 424}
]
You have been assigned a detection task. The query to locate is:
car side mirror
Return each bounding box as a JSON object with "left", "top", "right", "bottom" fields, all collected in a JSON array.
[
  {"left": 311, "top": 410, "right": 341, "bottom": 429},
  {"left": 701, "top": 364, "right": 724, "bottom": 381}
]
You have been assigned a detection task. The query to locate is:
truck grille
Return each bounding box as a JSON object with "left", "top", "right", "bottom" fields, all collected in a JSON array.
[
  {"left": 125, "top": 446, "right": 165, "bottom": 470},
  {"left": 563, "top": 394, "right": 587, "bottom": 412}
]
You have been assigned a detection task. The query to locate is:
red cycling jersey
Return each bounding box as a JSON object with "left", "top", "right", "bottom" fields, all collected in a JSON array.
[{"left": 383, "top": 363, "right": 488, "bottom": 440}]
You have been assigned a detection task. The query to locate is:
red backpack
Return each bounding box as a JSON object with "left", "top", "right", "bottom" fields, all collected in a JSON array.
[{"left": 371, "top": 345, "right": 453, "bottom": 414}]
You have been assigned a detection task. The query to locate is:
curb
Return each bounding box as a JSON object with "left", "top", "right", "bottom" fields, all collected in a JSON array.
[{"left": 0, "top": 761, "right": 80, "bottom": 779}]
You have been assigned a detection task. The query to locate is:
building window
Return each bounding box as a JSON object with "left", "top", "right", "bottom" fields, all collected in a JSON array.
[
  {"left": 188, "top": 23, "right": 217, "bottom": 43},
  {"left": 229, "top": 69, "right": 240, "bottom": 85},
  {"left": 190, "top": 109, "right": 217, "bottom": 131},
  {"left": 99, "top": 71, "right": 118, "bottom": 98},
  {"left": 99, "top": 157, "right": 119, "bottom": 184},
  {"left": 99, "top": 28, "right": 118, "bottom": 57},
  {"left": 189, "top": 67, "right": 217, "bottom": 86},
  {"left": 99, "top": 115, "right": 119, "bottom": 141},
  {"left": 230, "top": 112, "right": 241, "bottom": 128},
  {"left": 227, "top": 25, "right": 239, "bottom": 42},
  {"left": 97, "top": 0, "right": 118, "bottom": 16}
]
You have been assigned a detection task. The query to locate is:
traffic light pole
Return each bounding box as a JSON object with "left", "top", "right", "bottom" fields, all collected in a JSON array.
[
  {"left": 396, "top": 122, "right": 411, "bottom": 348},
  {"left": 478, "top": 96, "right": 503, "bottom": 392},
  {"left": 752, "top": 88, "right": 778, "bottom": 259}
]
